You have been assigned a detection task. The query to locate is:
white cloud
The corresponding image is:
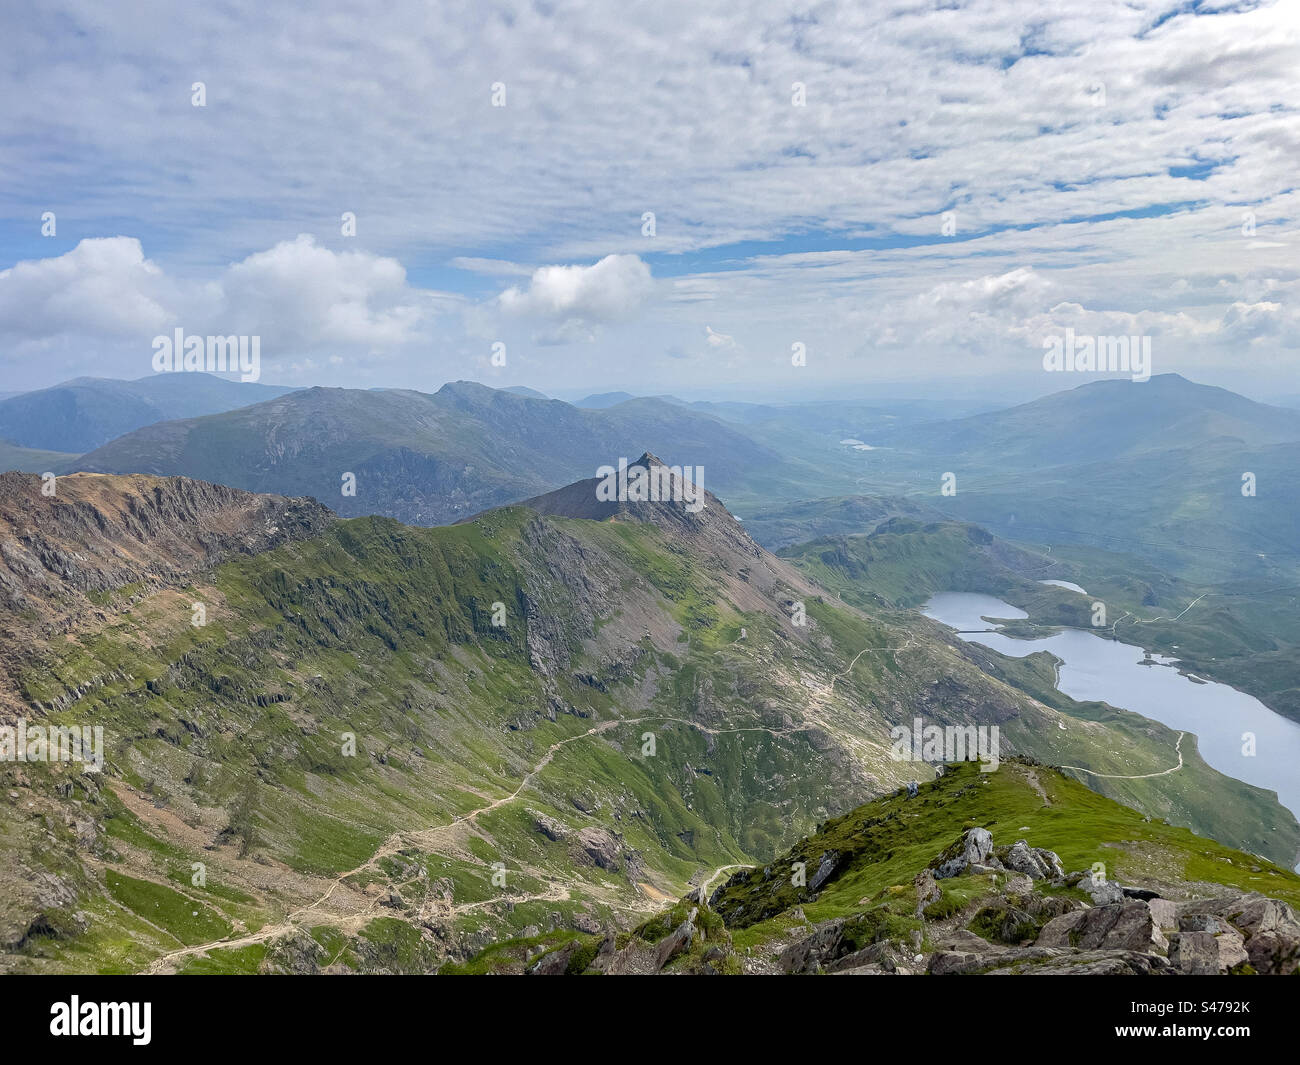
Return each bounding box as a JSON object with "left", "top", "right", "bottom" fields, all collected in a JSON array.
[
  {"left": 1, "top": 1, "right": 1298, "bottom": 394},
  {"left": 218, "top": 235, "right": 432, "bottom": 351},
  {"left": 499, "top": 254, "right": 653, "bottom": 323},
  {"left": 705, "top": 326, "right": 736, "bottom": 348},
  {"left": 0, "top": 235, "right": 446, "bottom": 381},
  {"left": 0, "top": 237, "right": 172, "bottom": 342}
]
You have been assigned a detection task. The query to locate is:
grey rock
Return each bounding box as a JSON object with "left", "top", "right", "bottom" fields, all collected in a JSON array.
[
  {"left": 574, "top": 826, "right": 620, "bottom": 871},
  {"left": 529, "top": 940, "right": 579, "bottom": 975},
  {"left": 531, "top": 811, "right": 567, "bottom": 842},
  {"left": 931, "top": 827, "right": 993, "bottom": 880},
  {"left": 999, "top": 840, "right": 1065, "bottom": 880},
  {"left": 808, "top": 851, "right": 839, "bottom": 892},
  {"left": 653, "top": 907, "right": 698, "bottom": 970},
  {"left": 1169, "top": 931, "right": 1219, "bottom": 975},
  {"left": 913, "top": 869, "right": 940, "bottom": 917},
  {"left": 1148, "top": 898, "right": 1178, "bottom": 931},
  {"left": 779, "top": 918, "right": 844, "bottom": 974},
  {"left": 1078, "top": 872, "right": 1125, "bottom": 905},
  {"left": 1037, "top": 901, "right": 1167, "bottom": 954}
]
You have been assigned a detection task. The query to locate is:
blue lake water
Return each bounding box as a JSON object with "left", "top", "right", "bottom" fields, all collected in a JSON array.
[{"left": 922, "top": 591, "right": 1300, "bottom": 851}]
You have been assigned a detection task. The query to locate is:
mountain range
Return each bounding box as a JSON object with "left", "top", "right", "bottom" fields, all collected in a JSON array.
[
  {"left": 68, "top": 381, "right": 789, "bottom": 525},
  {"left": 0, "top": 375, "right": 297, "bottom": 454},
  {"left": 2, "top": 453, "right": 1296, "bottom": 974}
]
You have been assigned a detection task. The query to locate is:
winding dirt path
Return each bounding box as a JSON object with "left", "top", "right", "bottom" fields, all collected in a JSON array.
[
  {"left": 699, "top": 862, "right": 752, "bottom": 902},
  {"left": 141, "top": 615, "right": 919, "bottom": 975},
  {"left": 138, "top": 703, "right": 852, "bottom": 973},
  {"left": 1058, "top": 731, "right": 1185, "bottom": 780}
]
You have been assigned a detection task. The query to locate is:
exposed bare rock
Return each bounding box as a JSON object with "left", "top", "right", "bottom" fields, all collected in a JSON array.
[
  {"left": 574, "top": 826, "right": 621, "bottom": 871},
  {"left": 653, "top": 907, "right": 698, "bottom": 970},
  {"left": 0, "top": 472, "right": 332, "bottom": 716},
  {"left": 931, "top": 827, "right": 993, "bottom": 879}
]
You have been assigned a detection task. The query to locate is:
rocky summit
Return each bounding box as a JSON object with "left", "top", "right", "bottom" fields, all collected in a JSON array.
[{"left": 449, "top": 760, "right": 1300, "bottom": 975}]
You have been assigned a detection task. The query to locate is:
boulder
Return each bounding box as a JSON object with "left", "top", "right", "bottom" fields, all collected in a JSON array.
[
  {"left": 1181, "top": 894, "right": 1300, "bottom": 974},
  {"left": 808, "top": 851, "right": 840, "bottom": 892},
  {"left": 931, "top": 828, "right": 993, "bottom": 879},
  {"left": 532, "top": 812, "right": 567, "bottom": 842},
  {"left": 528, "top": 940, "right": 580, "bottom": 975},
  {"left": 1077, "top": 872, "right": 1125, "bottom": 905},
  {"left": 1037, "top": 901, "right": 1166, "bottom": 954},
  {"left": 989, "top": 950, "right": 1174, "bottom": 976},
  {"left": 928, "top": 946, "right": 1062, "bottom": 975},
  {"left": 934, "top": 927, "right": 995, "bottom": 952},
  {"left": 779, "top": 918, "right": 844, "bottom": 974},
  {"left": 913, "top": 869, "right": 940, "bottom": 916},
  {"left": 653, "top": 907, "right": 698, "bottom": 970},
  {"left": 1168, "top": 931, "right": 1219, "bottom": 975},
  {"left": 1036, "top": 909, "right": 1087, "bottom": 949},
  {"left": 1222, "top": 896, "right": 1300, "bottom": 974},
  {"left": 1004, "top": 872, "right": 1034, "bottom": 897},
  {"left": 1148, "top": 898, "right": 1177, "bottom": 931},
  {"left": 1178, "top": 913, "right": 1233, "bottom": 935},
  {"left": 827, "top": 940, "right": 911, "bottom": 973}
]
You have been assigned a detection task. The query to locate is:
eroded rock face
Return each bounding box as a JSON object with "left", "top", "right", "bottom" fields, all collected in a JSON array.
[
  {"left": 574, "top": 827, "right": 621, "bottom": 871},
  {"left": 1177, "top": 896, "right": 1300, "bottom": 974},
  {"left": 779, "top": 919, "right": 845, "bottom": 974},
  {"left": 531, "top": 811, "right": 567, "bottom": 842},
  {"left": 654, "top": 908, "right": 698, "bottom": 970},
  {"left": 0, "top": 472, "right": 334, "bottom": 717}
]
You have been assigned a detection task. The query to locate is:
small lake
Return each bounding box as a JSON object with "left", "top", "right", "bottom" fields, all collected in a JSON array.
[{"left": 922, "top": 591, "right": 1300, "bottom": 853}]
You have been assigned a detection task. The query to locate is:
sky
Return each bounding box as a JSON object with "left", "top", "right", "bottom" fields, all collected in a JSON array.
[{"left": 0, "top": 0, "right": 1297, "bottom": 401}]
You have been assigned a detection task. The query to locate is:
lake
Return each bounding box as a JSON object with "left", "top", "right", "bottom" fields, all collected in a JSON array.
[{"left": 922, "top": 591, "right": 1300, "bottom": 852}]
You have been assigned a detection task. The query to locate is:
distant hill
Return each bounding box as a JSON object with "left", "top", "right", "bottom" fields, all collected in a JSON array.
[
  {"left": 884, "top": 373, "right": 1300, "bottom": 466},
  {"left": 0, "top": 374, "right": 298, "bottom": 453},
  {"left": 574, "top": 391, "right": 640, "bottom": 408},
  {"left": 0, "top": 440, "right": 78, "bottom": 474},
  {"left": 70, "top": 382, "right": 790, "bottom": 525}
]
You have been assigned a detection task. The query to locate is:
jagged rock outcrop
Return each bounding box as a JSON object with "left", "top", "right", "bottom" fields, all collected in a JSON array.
[
  {"left": 574, "top": 826, "right": 621, "bottom": 871},
  {"left": 998, "top": 839, "right": 1064, "bottom": 880},
  {"left": 0, "top": 472, "right": 332, "bottom": 716},
  {"left": 653, "top": 907, "right": 698, "bottom": 969},
  {"left": 930, "top": 827, "right": 993, "bottom": 879}
]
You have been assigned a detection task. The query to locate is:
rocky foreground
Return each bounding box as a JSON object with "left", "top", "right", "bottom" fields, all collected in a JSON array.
[
  {"left": 480, "top": 826, "right": 1300, "bottom": 976},
  {"left": 816, "top": 828, "right": 1299, "bottom": 976},
  {"left": 450, "top": 758, "right": 1300, "bottom": 975}
]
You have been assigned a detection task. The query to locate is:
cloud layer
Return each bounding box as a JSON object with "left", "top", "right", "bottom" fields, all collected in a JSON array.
[{"left": 1, "top": 1, "right": 1296, "bottom": 395}]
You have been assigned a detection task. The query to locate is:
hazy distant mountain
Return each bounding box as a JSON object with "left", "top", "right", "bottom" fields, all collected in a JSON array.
[
  {"left": 503, "top": 385, "right": 549, "bottom": 398},
  {"left": 883, "top": 373, "right": 1300, "bottom": 465},
  {"left": 574, "top": 391, "right": 640, "bottom": 408},
  {"left": 0, "top": 440, "right": 77, "bottom": 474},
  {"left": 0, "top": 374, "right": 298, "bottom": 453},
  {"left": 71, "top": 381, "right": 788, "bottom": 524}
]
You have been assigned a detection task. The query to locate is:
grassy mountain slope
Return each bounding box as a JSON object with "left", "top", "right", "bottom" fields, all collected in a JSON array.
[
  {"left": 0, "top": 440, "right": 76, "bottom": 474},
  {"left": 2, "top": 468, "right": 1295, "bottom": 975},
  {"left": 456, "top": 759, "right": 1300, "bottom": 974}
]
